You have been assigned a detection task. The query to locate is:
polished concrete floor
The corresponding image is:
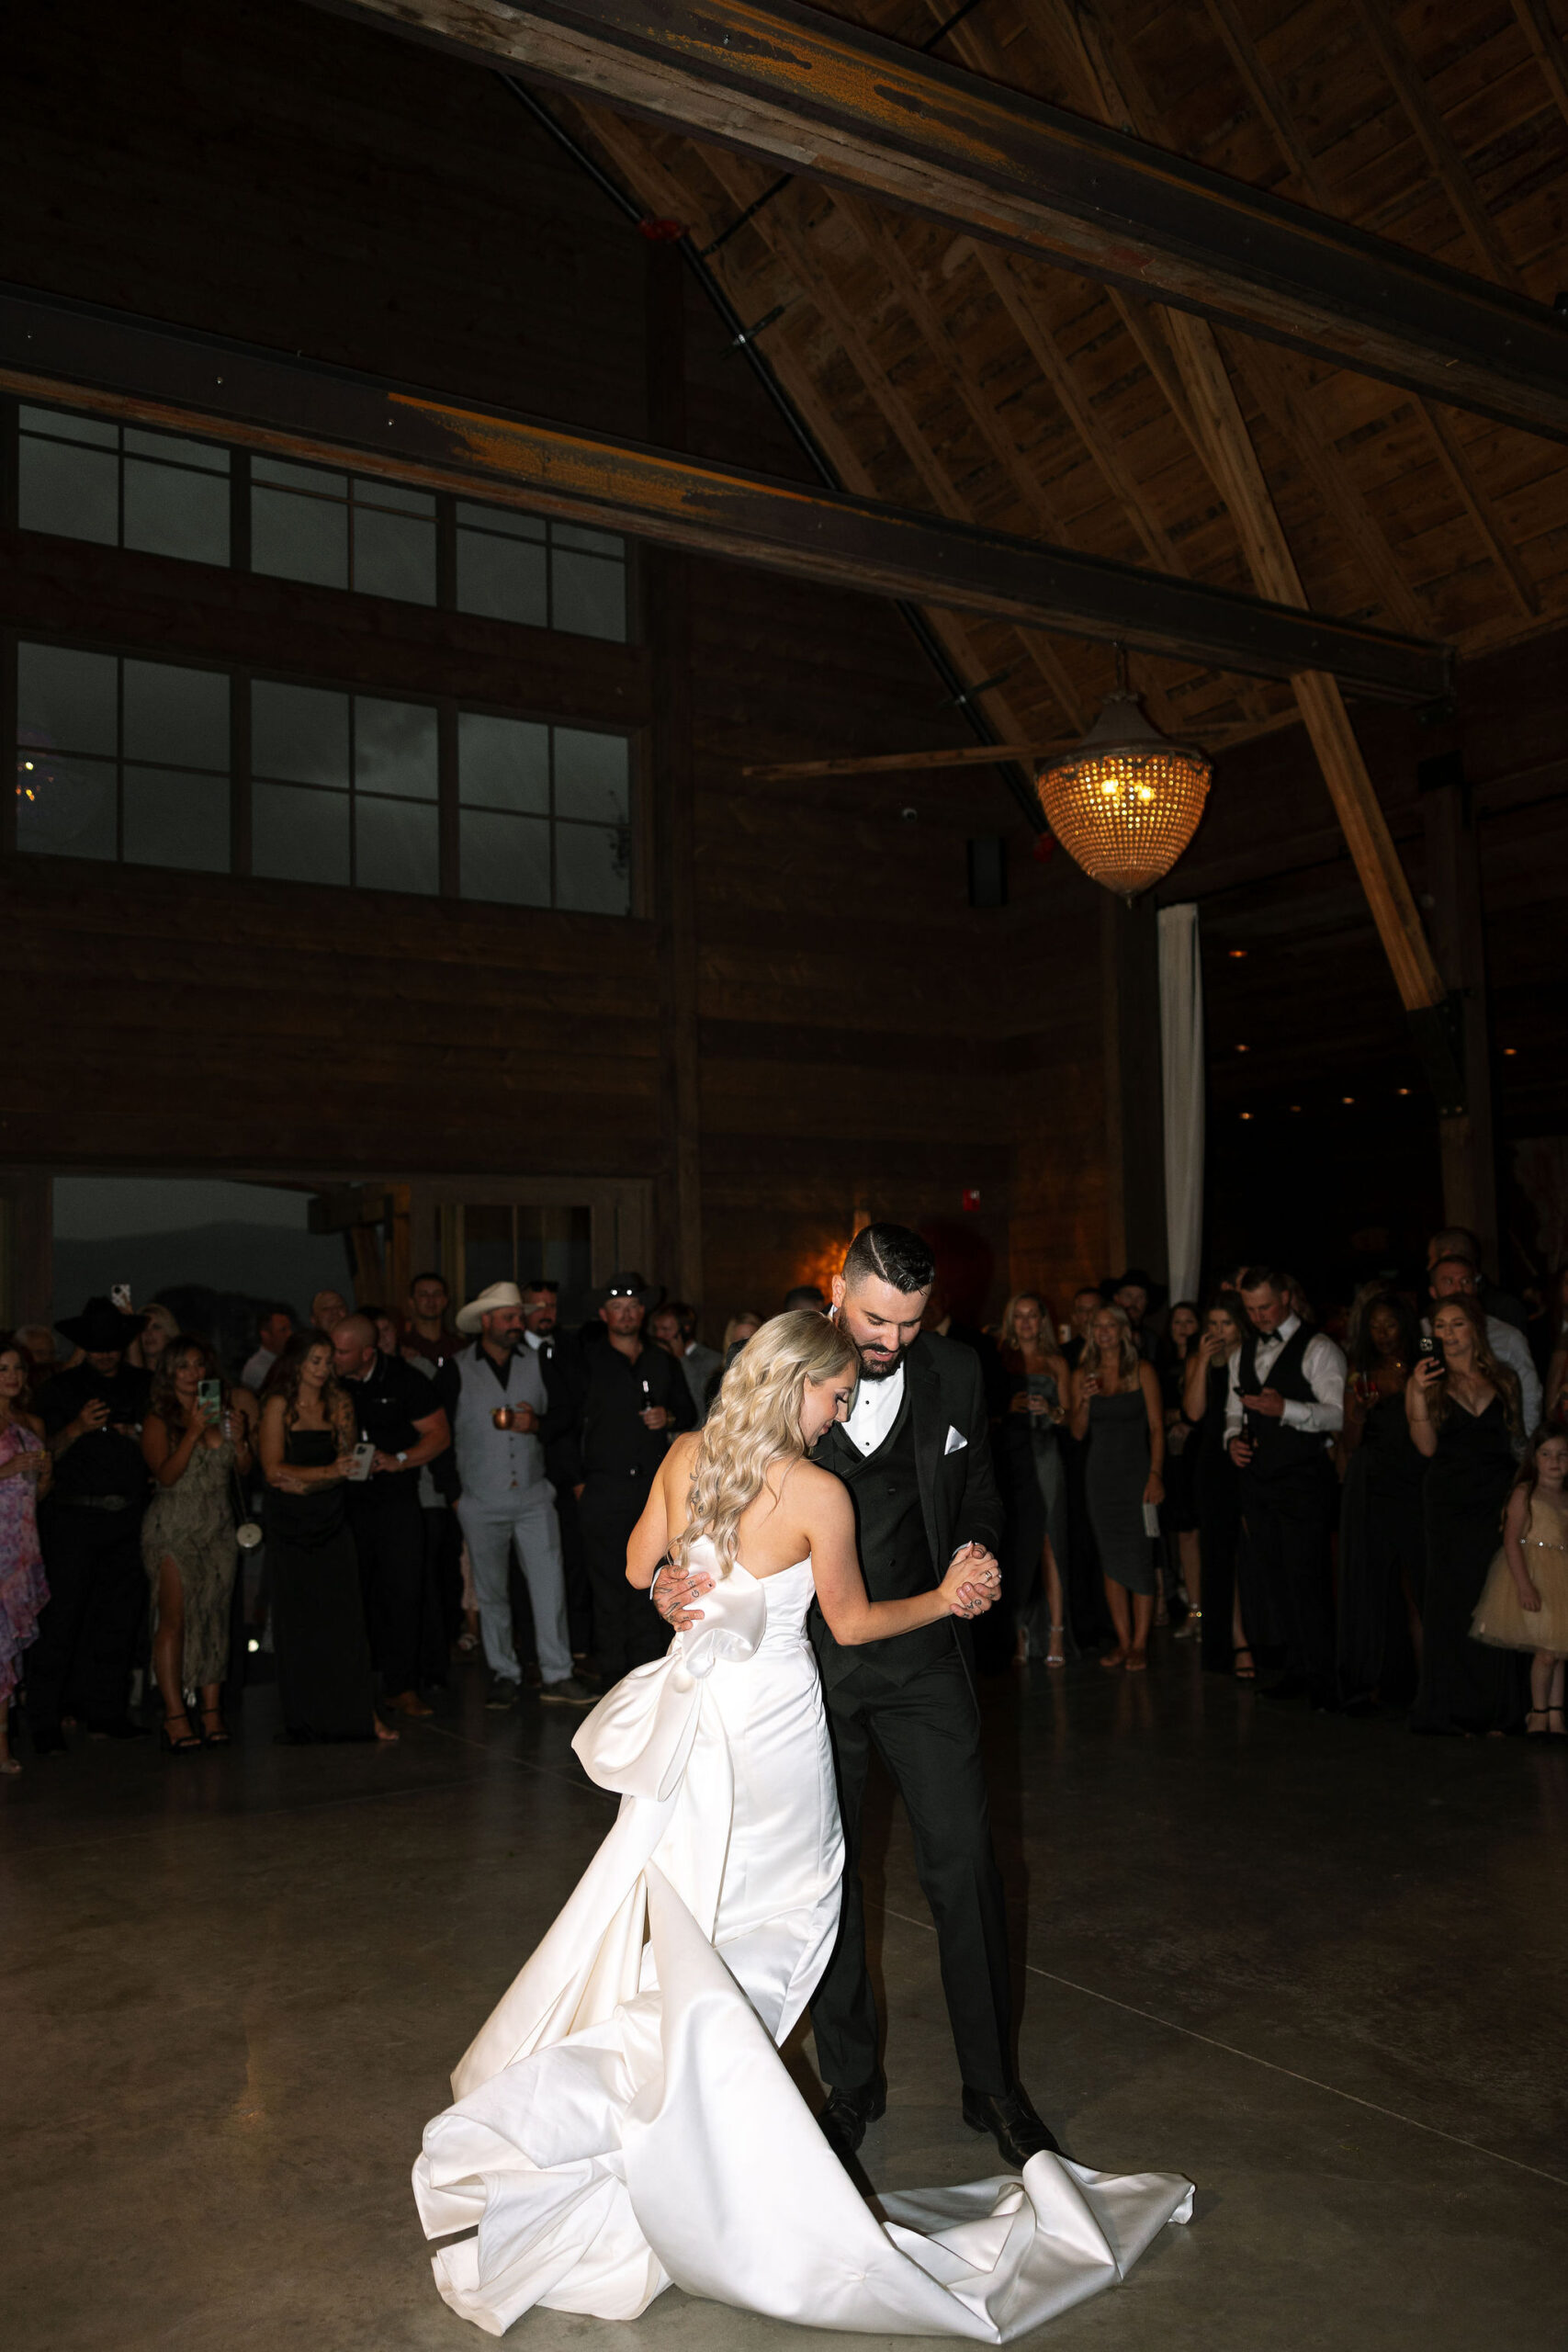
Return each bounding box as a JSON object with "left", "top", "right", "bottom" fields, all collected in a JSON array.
[{"left": 5, "top": 1642, "right": 1566, "bottom": 2352}]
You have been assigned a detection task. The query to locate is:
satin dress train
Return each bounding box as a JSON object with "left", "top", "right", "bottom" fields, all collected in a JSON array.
[{"left": 412, "top": 1544, "right": 1192, "bottom": 2338}]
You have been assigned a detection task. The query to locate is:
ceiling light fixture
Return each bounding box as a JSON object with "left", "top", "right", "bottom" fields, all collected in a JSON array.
[{"left": 1034, "top": 648, "right": 1212, "bottom": 900}]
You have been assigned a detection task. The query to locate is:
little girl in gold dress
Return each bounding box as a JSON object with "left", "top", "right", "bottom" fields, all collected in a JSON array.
[{"left": 1472, "top": 1430, "right": 1568, "bottom": 1736}]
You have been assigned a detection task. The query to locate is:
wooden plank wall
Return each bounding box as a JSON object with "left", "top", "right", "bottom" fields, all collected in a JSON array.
[{"left": 4, "top": 0, "right": 1068, "bottom": 1332}]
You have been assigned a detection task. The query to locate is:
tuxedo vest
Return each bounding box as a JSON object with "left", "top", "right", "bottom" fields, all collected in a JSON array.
[
  {"left": 1238, "top": 1324, "right": 1328, "bottom": 1486},
  {"left": 815, "top": 1384, "right": 950, "bottom": 1684}
]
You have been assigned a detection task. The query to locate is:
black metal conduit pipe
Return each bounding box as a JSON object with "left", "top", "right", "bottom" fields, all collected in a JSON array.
[{"left": 497, "top": 73, "right": 1046, "bottom": 832}]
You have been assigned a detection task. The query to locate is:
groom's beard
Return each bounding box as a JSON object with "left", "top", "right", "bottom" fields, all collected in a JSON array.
[{"left": 846, "top": 1329, "right": 908, "bottom": 1383}]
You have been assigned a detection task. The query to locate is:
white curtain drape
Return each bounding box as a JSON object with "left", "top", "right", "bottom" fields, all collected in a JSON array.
[{"left": 1158, "top": 903, "right": 1204, "bottom": 1307}]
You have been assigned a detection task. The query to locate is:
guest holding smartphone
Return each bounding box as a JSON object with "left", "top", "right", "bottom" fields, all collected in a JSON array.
[
  {"left": 141, "top": 1336, "right": 251, "bottom": 1752},
  {"left": 1405, "top": 1296, "right": 1523, "bottom": 1737},
  {"left": 258, "top": 1332, "right": 395, "bottom": 1745}
]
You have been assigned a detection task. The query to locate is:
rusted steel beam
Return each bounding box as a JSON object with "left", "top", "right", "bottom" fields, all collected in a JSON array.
[
  {"left": 309, "top": 0, "right": 1568, "bottom": 441},
  {"left": 0, "top": 287, "right": 1449, "bottom": 697}
]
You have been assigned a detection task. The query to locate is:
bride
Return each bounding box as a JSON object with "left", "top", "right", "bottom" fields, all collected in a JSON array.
[{"left": 412, "top": 1310, "right": 1190, "bottom": 2339}]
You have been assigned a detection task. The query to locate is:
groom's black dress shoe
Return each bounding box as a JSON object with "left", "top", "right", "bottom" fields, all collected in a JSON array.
[
  {"left": 818, "top": 2074, "right": 886, "bottom": 2161},
  {"left": 963, "top": 2084, "right": 1063, "bottom": 2168}
]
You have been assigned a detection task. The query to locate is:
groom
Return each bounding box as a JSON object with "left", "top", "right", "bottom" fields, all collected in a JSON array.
[{"left": 654, "top": 1224, "right": 1057, "bottom": 2171}]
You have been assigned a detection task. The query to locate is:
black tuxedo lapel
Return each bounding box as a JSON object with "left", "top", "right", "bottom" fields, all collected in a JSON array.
[{"left": 906, "top": 1340, "right": 946, "bottom": 1572}]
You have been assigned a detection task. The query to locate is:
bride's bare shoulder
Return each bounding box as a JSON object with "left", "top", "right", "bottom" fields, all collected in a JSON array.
[{"left": 790, "top": 1459, "right": 851, "bottom": 1518}]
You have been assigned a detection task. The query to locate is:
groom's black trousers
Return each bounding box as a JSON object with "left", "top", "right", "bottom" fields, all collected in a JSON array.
[{"left": 811, "top": 1649, "right": 1012, "bottom": 2098}]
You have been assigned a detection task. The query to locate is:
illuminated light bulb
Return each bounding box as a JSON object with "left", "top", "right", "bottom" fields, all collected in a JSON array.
[{"left": 1035, "top": 658, "right": 1211, "bottom": 900}]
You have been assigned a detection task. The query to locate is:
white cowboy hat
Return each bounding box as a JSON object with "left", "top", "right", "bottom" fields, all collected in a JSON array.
[{"left": 456, "top": 1280, "right": 526, "bottom": 1336}]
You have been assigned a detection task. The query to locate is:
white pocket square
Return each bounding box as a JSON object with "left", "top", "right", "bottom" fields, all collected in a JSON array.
[{"left": 943, "top": 1424, "right": 967, "bottom": 1455}]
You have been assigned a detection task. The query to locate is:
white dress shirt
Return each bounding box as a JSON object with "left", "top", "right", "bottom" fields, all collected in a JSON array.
[
  {"left": 843, "top": 1362, "right": 906, "bottom": 1456},
  {"left": 241, "top": 1344, "right": 277, "bottom": 1393},
  {"left": 1421, "top": 1312, "right": 1540, "bottom": 1430},
  {"left": 1223, "top": 1313, "right": 1345, "bottom": 1445}
]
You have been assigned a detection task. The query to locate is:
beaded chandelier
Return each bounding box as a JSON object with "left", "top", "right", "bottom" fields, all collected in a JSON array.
[{"left": 1035, "top": 662, "right": 1212, "bottom": 900}]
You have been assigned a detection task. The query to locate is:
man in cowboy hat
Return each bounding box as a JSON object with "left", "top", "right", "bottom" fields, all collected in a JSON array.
[
  {"left": 547, "top": 1272, "right": 696, "bottom": 1683},
  {"left": 32, "top": 1297, "right": 156, "bottom": 1752},
  {"left": 435, "top": 1281, "right": 594, "bottom": 1711}
]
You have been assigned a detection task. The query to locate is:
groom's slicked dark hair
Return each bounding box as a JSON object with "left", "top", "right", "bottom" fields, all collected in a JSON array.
[{"left": 842, "top": 1222, "right": 935, "bottom": 1295}]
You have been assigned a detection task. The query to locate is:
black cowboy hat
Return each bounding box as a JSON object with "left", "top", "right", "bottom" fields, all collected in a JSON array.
[
  {"left": 592, "top": 1270, "right": 659, "bottom": 1310},
  {"left": 1101, "top": 1266, "right": 1168, "bottom": 1311},
  {"left": 57, "top": 1295, "right": 149, "bottom": 1351}
]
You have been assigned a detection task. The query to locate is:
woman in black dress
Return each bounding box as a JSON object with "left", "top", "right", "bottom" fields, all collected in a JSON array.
[
  {"left": 1406, "top": 1295, "right": 1524, "bottom": 1736},
  {"left": 259, "top": 1331, "right": 396, "bottom": 1744},
  {"left": 1069, "top": 1303, "right": 1164, "bottom": 1672},
  {"left": 1156, "top": 1303, "right": 1201, "bottom": 1640},
  {"left": 994, "top": 1291, "right": 1072, "bottom": 1667},
  {"left": 1337, "top": 1289, "right": 1427, "bottom": 1711},
  {"left": 1183, "top": 1294, "right": 1251, "bottom": 1677}
]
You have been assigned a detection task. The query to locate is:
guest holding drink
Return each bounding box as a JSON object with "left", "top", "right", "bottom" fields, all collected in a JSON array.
[
  {"left": 258, "top": 1332, "right": 395, "bottom": 1745},
  {"left": 1070, "top": 1304, "right": 1164, "bottom": 1671},
  {"left": 141, "top": 1335, "right": 251, "bottom": 1752},
  {"left": 0, "top": 1340, "right": 50, "bottom": 1773}
]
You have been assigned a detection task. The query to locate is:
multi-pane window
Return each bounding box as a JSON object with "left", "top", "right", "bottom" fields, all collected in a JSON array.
[
  {"left": 10, "top": 401, "right": 627, "bottom": 640},
  {"left": 251, "top": 458, "right": 437, "bottom": 605},
  {"left": 458, "top": 713, "right": 630, "bottom": 914},
  {"left": 16, "top": 643, "right": 231, "bottom": 871},
  {"left": 12, "top": 638, "right": 633, "bottom": 913},
  {"left": 252, "top": 683, "right": 439, "bottom": 893},
  {"left": 455, "top": 505, "right": 627, "bottom": 640},
  {"left": 17, "top": 405, "right": 231, "bottom": 566}
]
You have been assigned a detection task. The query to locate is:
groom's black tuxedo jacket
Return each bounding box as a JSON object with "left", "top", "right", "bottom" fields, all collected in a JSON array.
[{"left": 808, "top": 1331, "right": 1003, "bottom": 1690}]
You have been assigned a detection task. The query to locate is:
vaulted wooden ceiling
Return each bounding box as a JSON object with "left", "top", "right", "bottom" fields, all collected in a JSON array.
[{"left": 542, "top": 0, "right": 1568, "bottom": 758}]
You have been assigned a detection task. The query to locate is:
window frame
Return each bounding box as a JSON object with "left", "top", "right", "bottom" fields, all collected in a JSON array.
[
  {"left": 5, "top": 394, "right": 633, "bottom": 644},
  {"left": 9, "top": 627, "right": 641, "bottom": 913}
]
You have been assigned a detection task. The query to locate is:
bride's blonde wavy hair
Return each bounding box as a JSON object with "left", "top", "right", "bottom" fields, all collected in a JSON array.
[{"left": 672, "top": 1309, "right": 857, "bottom": 1577}]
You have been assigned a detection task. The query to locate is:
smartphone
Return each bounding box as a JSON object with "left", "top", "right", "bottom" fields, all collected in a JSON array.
[
  {"left": 1419, "top": 1333, "right": 1446, "bottom": 1369},
  {"left": 197, "top": 1376, "right": 222, "bottom": 1425},
  {"left": 110, "top": 1283, "right": 133, "bottom": 1313},
  {"left": 347, "top": 1441, "right": 377, "bottom": 1482},
  {"left": 1142, "top": 1502, "right": 1162, "bottom": 1539}
]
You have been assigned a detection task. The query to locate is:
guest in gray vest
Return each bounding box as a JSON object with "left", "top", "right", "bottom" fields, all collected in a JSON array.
[{"left": 439, "top": 1283, "right": 593, "bottom": 1712}]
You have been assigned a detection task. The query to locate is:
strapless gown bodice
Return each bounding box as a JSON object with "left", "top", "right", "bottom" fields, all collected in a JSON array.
[{"left": 413, "top": 1538, "right": 1191, "bottom": 2340}]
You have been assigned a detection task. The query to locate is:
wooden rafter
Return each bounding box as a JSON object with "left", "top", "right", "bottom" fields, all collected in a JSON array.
[
  {"left": 1512, "top": 0, "right": 1568, "bottom": 141},
  {"left": 1348, "top": 0, "right": 1523, "bottom": 288},
  {"left": 571, "top": 103, "right": 1047, "bottom": 752},
  {"left": 1174, "top": 0, "right": 1543, "bottom": 635},
  {"left": 308, "top": 0, "right": 1568, "bottom": 440}
]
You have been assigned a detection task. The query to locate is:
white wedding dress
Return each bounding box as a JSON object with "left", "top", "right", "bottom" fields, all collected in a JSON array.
[{"left": 412, "top": 1545, "right": 1192, "bottom": 2338}]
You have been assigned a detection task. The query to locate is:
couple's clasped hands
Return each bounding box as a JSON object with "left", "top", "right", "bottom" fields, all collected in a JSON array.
[{"left": 653, "top": 1541, "right": 1001, "bottom": 1632}]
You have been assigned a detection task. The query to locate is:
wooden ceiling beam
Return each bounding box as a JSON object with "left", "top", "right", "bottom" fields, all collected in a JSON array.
[
  {"left": 1224, "top": 335, "right": 1428, "bottom": 637},
  {"left": 310, "top": 0, "right": 1568, "bottom": 441},
  {"left": 0, "top": 286, "right": 1443, "bottom": 691}
]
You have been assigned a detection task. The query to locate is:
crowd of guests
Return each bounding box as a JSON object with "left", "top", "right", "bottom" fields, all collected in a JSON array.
[
  {"left": 981, "top": 1229, "right": 1566, "bottom": 1736},
  {"left": 1, "top": 1222, "right": 1565, "bottom": 1771}
]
